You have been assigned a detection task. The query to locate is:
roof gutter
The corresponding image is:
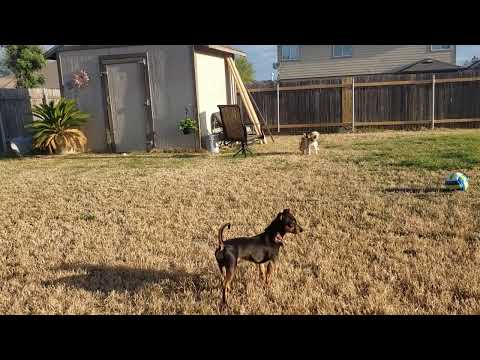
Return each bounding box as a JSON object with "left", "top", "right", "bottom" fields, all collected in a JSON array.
[
  {"left": 46, "top": 45, "right": 246, "bottom": 59},
  {"left": 194, "top": 45, "right": 246, "bottom": 57}
]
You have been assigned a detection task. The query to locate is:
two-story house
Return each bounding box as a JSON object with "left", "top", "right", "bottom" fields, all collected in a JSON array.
[{"left": 277, "top": 45, "right": 459, "bottom": 80}]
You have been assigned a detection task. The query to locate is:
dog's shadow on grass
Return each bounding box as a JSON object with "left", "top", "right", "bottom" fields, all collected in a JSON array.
[
  {"left": 251, "top": 151, "right": 297, "bottom": 157},
  {"left": 43, "top": 263, "right": 211, "bottom": 296},
  {"left": 220, "top": 151, "right": 296, "bottom": 158},
  {"left": 384, "top": 187, "right": 454, "bottom": 194}
]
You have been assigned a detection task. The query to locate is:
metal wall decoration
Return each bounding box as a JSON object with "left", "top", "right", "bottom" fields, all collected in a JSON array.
[{"left": 72, "top": 70, "right": 90, "bottom": 89}]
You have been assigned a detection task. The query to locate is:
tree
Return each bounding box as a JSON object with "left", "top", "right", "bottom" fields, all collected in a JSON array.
[
  {"left": 235, "top": 56, "right": 255, "bottom": 84},
  {"left": 0, "top": 61, "right": 11, "bottom": 76},
  {"left": 0, "top": 46, "right": 10, "bottom": 76},
  {"left": 463, "top": 55, "right": 479, "bottom": 67},
  {"left": 4, "top": 45, "right": 47, "bottom": 88}
]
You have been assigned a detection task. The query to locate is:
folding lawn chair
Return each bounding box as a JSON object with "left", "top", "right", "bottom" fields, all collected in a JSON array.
[{"left": 217, "top": 105, "right": 264, "bottom": 157}]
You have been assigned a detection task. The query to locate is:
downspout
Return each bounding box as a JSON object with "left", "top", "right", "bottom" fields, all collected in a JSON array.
[
  {"left": 352, "top": 77, "right": 355, "bottom": 132},
  {"left": 191, "top": 45, "right": 202, "bottom": 150},
  {"left": 276, "top": 58, "right": 280, "bottom": 133},
  {"left": 56, "top": 53, "right": 65, "bottom": 98},
  {"left": 277, "top": 80, "right": 280, "bottom": 133},
  {"left": 431, "top": 74, "right": 436, "bottom": 130}
]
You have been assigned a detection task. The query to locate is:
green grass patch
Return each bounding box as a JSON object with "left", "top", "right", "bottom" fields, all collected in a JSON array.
[
  {"left": 80, "top": 212, "right": 96, "bottom": 221},
  {"left": 350, "top": 133, "right": 480, "bottom": 171}
]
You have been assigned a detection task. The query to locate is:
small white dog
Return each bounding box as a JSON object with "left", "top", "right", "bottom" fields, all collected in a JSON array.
[{"left": 299, "top": 131, "right": 320, "bottom": 155}]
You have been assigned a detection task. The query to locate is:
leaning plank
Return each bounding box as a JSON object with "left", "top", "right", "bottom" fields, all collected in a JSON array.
[
  {"left": 226, "top": 58, "right": 255, "bottom": 121},
  {"left": 246, "top": 89, "right": 275, "bottom": 143},
  {"left": 227, "top": 58, "right": 262, "bottom": 137},
  {"left": 226, "top": 57, "right": 263, "bottom": 140}
]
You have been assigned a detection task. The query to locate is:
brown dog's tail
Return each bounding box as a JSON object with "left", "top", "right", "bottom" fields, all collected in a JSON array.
[{"left": 218, "top": 223, "right": 231, "bottom": 249}]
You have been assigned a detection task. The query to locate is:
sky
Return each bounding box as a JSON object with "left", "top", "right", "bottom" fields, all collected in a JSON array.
[
  {"left": 2, "top": 45, "right": 480, "bottom": 81},
  {"left": 235, "top": 45, "right": 480, "bottom": 80}
]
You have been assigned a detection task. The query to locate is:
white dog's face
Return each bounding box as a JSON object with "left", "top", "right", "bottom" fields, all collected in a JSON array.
[
  {"left": 309, "top": 131, "right": 320, "bottom": 141},
  {"left": 303, "top": 132, "right": 319, "bottom": 143},
  {"left": 299, "top": 132, "right": 319, "bottom": 155}
]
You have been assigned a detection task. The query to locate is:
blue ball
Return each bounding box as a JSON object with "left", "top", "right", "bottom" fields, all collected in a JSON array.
[{"left": 445, "top": 172, "right": 469, "bottom": 191}]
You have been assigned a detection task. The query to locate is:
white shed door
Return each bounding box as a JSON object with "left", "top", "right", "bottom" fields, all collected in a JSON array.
[{"left": 106, "top": 61, "right": 147, "bottom": 153}]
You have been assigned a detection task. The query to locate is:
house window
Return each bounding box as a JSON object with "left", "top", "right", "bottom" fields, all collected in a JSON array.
[
  {"left": 431, "top": 45, "right": 452, "bottom": 51},
  {"left": 280, "top": 46, "right": 300, "bottom": 61},
  {"left": 333, "top": 45, "right": 353, "bottom": 58}
]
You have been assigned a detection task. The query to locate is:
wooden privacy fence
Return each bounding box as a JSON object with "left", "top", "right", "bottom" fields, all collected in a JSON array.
[
  {"left": 0, "top": 88, "right": 61, "bottom": 152},
  {"left": 242, "top": 71, "right": 480, "bottom": 133}
]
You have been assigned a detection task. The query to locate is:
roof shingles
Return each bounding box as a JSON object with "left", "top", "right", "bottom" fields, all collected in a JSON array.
[
  {"left": 394, "top": 58, "right": 462, "bottom": 74},
  {"left": 45, "top": 45, "right": 245, "bottom": 59}
]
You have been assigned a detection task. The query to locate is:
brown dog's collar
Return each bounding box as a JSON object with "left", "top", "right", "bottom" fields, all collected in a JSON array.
[{"left": 274, "top": 233, "right": 284, "bottom": 246}]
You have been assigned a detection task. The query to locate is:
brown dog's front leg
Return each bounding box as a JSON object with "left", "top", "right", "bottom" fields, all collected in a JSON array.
[
  {"left": 266, "top": 261, "right": 275, "bottom": 286},
  {"left": 258, "top": 264, "right": 266, "bottom": 282}
]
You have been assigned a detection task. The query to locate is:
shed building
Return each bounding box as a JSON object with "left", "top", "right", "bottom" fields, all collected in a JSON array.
[{"left": 45, "top": 45, "right": 245, "bottom": 152}]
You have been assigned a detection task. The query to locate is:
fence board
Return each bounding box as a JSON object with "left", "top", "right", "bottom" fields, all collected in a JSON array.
[
  {"left": 0, "top": 112, "right": 6, "bottom": 153},
  {"left": 0, "top": 88, "right": 61, "bottom": 152},
  {"left": 267, "top": 123, "right": 341, "bottom": 129},
  {"left": 342, "top": 77, "right": 353, "bottom": 125},
  {"left": 245, "top": 71, "right": 480, "bottom": 133}
]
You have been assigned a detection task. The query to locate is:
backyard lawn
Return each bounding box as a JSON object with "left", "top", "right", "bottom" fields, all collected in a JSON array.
[{"left": 1, "top": 128, "right": 479, "bottom": 314}]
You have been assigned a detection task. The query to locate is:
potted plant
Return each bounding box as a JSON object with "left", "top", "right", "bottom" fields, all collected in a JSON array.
[
  {"left": 178, "top": 108, "right": 197, "bottom": 135},
  {"left": 25, "top": 98, "right": 89, "bottom": 155}
]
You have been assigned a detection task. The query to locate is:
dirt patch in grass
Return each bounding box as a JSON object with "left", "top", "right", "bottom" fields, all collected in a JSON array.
[{"left": 0, "top": 129, "right": 479, "bottom": 314}]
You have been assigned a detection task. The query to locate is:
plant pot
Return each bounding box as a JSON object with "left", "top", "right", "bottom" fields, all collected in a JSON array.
[
  {"left": 54, "top": 134, "right": 85, "bottom": 155},
  {"left": 55, "top": 142, "right": 73, "bottom": 155},
  {"left": 182, "top": 128, "right": 194, "bottom": 135}
]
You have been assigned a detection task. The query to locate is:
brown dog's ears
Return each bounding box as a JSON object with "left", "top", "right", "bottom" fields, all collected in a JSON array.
[{"left": 277, "top": 212, "right": 283, "bottom": 221}]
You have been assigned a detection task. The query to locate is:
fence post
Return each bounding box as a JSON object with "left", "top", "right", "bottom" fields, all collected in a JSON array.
[
  {"left": 431, "top": 74, "right": 436, "bottom": 130},
  {"left": 42, "top": 88, "right": 48, "bottom": 105},
  {"left": 341, "top": 77, "right": 353, "bottom": 130},
  {"left": 0, "top": 112, "right": 6, "bottom": 154},
  {"left": 352, "top": 78, "right": 355, "bottom": 132},
  {"left": 277, "top": 81, "right": 280, "bottom": 133}
]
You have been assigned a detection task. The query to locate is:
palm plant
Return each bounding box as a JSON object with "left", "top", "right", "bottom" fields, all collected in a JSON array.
[{"left": 26, "top": 98, "right": 89, "bottom": 154}]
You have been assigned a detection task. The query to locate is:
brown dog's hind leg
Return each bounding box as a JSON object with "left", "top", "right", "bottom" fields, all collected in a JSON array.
[
  {"left": 222, "top": 265, "right": 235, "bottom": 305},
  {"left": 217, "top": 263, "right": 225, "bottom": 279},
  {"left": 221, "top": 253, "right": 236, "bottom": 305}
]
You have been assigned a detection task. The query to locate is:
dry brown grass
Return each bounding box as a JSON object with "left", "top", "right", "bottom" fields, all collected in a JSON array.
[{"left": 1, "top": 129, "right": 479, "bottom": 314}]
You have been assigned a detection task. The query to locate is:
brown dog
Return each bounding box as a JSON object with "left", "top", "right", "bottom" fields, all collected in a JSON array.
[{"left": 214, "top": 209, "right": 303, "bottom": 305}]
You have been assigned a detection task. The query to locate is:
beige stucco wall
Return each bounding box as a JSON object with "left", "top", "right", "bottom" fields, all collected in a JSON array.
[
  {"left": 194, "top": 51, "right": 231, "bottom": 137},
  {"left": 278, "top": 45, "right": 457, "bottom": 80},
  {"left": 58, "top": 45, "right": 196, "bottom": 152},
  {"left": 41, "top": 61, "right": 60, "bottom": 88}
]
